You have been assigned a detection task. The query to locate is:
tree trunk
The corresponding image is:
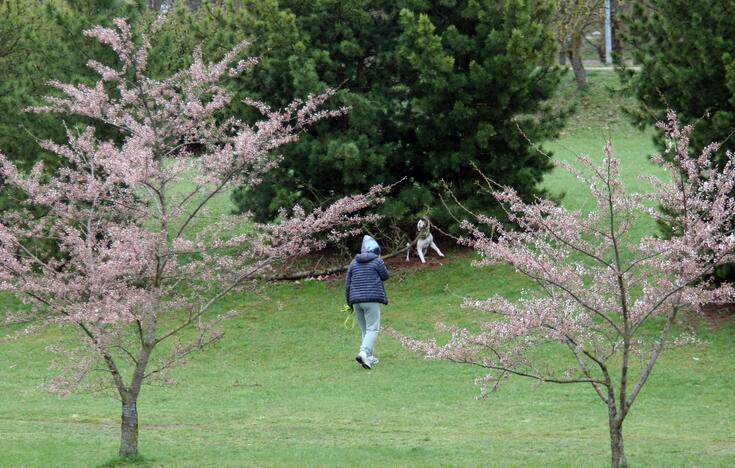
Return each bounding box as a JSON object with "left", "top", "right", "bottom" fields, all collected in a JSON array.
[
  {"left": 567, "top": 34, "right": 588, "bottom": 90},
  {"left": 558, "top": 40, "right": 567, "bottom": 65},
  {"left": 119, "top": 399, "right": 139, "bottom": 458},
  {"left": 609, "top": 420, "right": 627, "bottom": 468},
  {"left": 567, "top": 51, "right": 588, "bottom": 90},
  {"left": 593, "top": 36, "right": 606, "bottom": 64}
]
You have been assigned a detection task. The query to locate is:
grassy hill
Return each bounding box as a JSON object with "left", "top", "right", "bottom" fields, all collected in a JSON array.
[{"left": 1, "top": 71, "right": 734, "bottom": 467}]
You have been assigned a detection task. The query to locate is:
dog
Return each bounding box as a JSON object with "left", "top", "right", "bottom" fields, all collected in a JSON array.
[{"left": 406, "top": 218, "right": 444, "bottom": 263}]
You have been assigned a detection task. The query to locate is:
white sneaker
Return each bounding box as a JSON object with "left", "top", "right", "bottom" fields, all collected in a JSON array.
[
  {"left": 368, "top": 356, "right": 379, "bottom": 366},
  {"left": 356, "top": 351, "right": 372, "bottom": 369}
]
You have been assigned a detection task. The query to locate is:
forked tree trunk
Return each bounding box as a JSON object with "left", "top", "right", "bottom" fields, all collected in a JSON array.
[
  {"left": 119, "top": 398, "right": 139, "bottom": 457},
  {"left": 111, "top": 316, "right": 154, "bottom": 458}
]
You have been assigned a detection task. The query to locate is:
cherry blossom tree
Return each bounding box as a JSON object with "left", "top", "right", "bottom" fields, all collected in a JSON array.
[
  {"left": 0, "top": 18, "right": 384, "bottom": 458},
  {"left": 391, "top": 112, "right": 735, "bottom": 467}
]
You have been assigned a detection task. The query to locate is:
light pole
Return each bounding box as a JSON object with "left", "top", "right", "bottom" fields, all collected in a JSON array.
[{"left": 604, "top": 0, "right": 613, "bottom": 65}]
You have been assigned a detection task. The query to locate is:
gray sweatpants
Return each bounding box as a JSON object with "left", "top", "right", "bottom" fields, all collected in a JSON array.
[{"left": 353, "top": 302, "right": 381, "bottom": 356}]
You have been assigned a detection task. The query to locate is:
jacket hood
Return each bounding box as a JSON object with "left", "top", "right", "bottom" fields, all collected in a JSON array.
[
  {"left": 355, "top": 252, "right": 379, "bottom": 263},
  {"left": 361, "top": 235, "right": 381, "bottom": 255}
]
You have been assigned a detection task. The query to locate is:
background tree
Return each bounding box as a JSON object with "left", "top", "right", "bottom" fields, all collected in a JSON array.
[
  {"left": 227, "top": 0, "right": 566, "bottom": 234},
  {"left": 230, "top": 0, "right": 406, "bottom": 224},
  {"left": 391, "top": 113, "right": 735, "bottom": 467},
  {"left": 621, "top": 0, "right": 735, "bottom": 160},
  {"left": 394, "top": 0, "right": 565, "bottom": 228},
  {"left": 621, "top": 0, "right": 735, "bottom": 279},
  {"left": 1, "top": 0, "right": 565, "bottom": 236},
  {"left": 0, "top": 0, "right": 147, "bottom": 174},
  {"left": 554, "top": 0, "right": 604, "bottom": 89},
  {"left": 0, "top": 18, "right": 384, "bottom": 458},
  {"left": 0, "top": 0, "right": 151, "bottom": 261}
]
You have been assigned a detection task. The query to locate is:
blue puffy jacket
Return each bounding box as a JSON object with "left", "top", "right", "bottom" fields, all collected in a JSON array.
[{"left": 345, "top": 236, "right": 389, "bottom": 305}]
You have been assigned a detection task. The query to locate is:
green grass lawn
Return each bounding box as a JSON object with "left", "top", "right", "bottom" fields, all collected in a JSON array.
[{"left": 1, "top": 70, "right": 734, "bottom": 467}]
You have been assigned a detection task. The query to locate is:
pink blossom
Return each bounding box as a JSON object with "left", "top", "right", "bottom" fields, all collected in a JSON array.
[
  {"left": 0, "top": 16, "right": 385, "bottom": 428},
  {"left": 394, "top": 111, "right": 735, "bottom": 464}
]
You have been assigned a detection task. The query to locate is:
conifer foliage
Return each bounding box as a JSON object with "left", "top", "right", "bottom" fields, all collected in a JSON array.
[
  {"left": 623, "top": 0, "right": 735, "bottom": 160},
  {"left": 228, "top": 0, "right": 565, "bottom": 228}
]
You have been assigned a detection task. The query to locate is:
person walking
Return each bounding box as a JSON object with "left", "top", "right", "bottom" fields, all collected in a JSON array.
[{"left": 345, "top": 235, "right": 389, "bottom": 369}]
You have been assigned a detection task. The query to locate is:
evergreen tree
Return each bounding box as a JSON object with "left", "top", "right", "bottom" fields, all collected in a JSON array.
[
  {"left": 0, "top": 0, "right": 147, "bottom": 174},
  {"left": 622, "top": 1, "right": 735, "bottom": 280},
  {"left": 622, "top": 0, "right": 735, "bottom": 161},
  {"left": 1, "top": 1, "right": 565, "bottom": 232},
  {"left": 395, "top": 0, "right": 564, "bottom": 226},
  {"left": 0, "top": 0, "right": 148, "bottom": 224},
  {"left": 231, "top": 0, "right": 405, "bottom": 222},
  {"left": 229, "top": 0, "right": 566, "bottom": 230}
]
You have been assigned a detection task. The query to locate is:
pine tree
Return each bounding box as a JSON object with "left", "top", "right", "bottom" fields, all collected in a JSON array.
[
  {"left": 0, "top": 0, "right": 147, "bottom": 174},
  {"left": 395, "top": 0, "right": 565, "bottom": 227},
  {"left": 622, "top": 0, "right": 735, "bottom": 161},
  {"left": 228, "top": 0, "right": 566, "bottom": 230},
  {"left": 231, "top": 0, "right": 405, "bottom": 222},
  {"left": 622, "top": 0, "right": 735, "bottom": 280}
]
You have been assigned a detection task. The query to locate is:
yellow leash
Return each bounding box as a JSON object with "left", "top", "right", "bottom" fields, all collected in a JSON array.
[{"left": 342, "top": 304, "right": 355, "bottom": 329}]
